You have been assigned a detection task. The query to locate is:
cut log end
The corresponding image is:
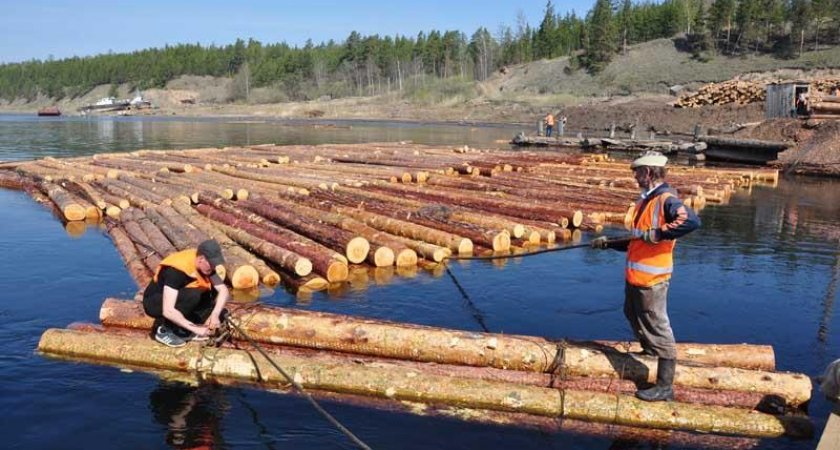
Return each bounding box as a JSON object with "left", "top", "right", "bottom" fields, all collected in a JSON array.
[
  {"left": 85, "top": 206, "right": 102, "bottom": 221},
  {"left": 295, "top": 258, "right": 313, "bottom": 277},
  {"left": 372, "top": 246, "right": 396, "bottom": 267},
  {"left": 395, "top": 249, "right": 418, "bottom": 267},
  {"left": 231, "top": 265, "right": 260, "bottom": 290},
  {"left": 105, "top": 206, "right": 121, "bottom": 219},
  {"left": 236, "top": 189, "right": 249, "bottom": 201},
  {"left": 326, "top": 261, "right": 349, "bottom": 283},
  {"left": 63, "top": 205, "right": 86, "bottom": 222},
  {"left": 545, "top": 230, "right": 556, "bottom": 243},
  {"left": 512, "top": 224, "right": 525, "bottom": 239},
  {"left": 572, "top": 210, "right": 584, "bottom": 228},
  {"left": 492, "top": 232, "right": 511, "bottom": 252},
  {"left": 262, "top": 272, "right": 282, "bottom": 287},
  {"left": 457, "top": 239, "right": 474, "bottom": 255},
  {"left": 527, "top": 231, "right": 540, "bottom": 245},
  {"left": 346, "top": 237, "right": 371, "bottom": 264},
  {"left": 432, "top": 248, "right": 450, "bottom": 263},
  {"left": 215, "top": 264, "right": 227, "bottom": 281}
]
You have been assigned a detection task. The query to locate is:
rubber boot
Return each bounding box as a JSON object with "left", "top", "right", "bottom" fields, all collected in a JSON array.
[{"left": 636, "top": 358, "right": 676, "bottom": 402}]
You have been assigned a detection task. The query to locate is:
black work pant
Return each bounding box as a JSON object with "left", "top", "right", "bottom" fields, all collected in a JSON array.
[{"left": 143, "top": 288, "right": 217, "bottom": 329}]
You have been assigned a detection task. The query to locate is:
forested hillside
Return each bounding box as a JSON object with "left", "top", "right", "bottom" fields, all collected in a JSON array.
[{"left": 1, "top": 0, "right": 838, "bottom": 103}]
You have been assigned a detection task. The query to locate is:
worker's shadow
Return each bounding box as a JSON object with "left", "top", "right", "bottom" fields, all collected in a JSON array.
[
  {"left": 148, "top": 380, "right": 229, "bottom": 449},
  {"left": 564, "top": 340, "right": 654, "bottom": 390}
]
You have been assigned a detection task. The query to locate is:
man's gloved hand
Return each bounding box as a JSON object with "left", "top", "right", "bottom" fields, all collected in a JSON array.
[
  {"left": 590, "top": 236, "right": 610, "bottom": 249},
  {"left": 641, "top": 229, "right": 660, "bottom": 244}
]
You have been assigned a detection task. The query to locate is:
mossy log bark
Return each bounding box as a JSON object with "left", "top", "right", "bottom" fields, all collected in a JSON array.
[
  {"left": 99, "top": 299, "right": 805, "bottom": 405},
  {"left": 38, "top": 328, "right": 811, "bottom": 438}
]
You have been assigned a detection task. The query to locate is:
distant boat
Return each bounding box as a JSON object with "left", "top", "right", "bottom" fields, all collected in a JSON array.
[{"left": 37, "top": 106, "right": 62, "bottom": 117}]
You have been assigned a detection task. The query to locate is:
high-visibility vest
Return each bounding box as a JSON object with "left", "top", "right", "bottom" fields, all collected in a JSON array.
[
  {"left": 153, "top": 249, "right": 212, "bottom": 291},
  {"left": 545, "top": 114, "right": 555, "bottom": 126},
  {"left": 626, "top": 191, "right": 676, "bottom": 287}
]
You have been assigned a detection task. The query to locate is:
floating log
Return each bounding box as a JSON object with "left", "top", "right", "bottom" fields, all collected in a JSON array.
[
  {"left": 103, "top": 221, "right": 151, "bottom": 287},
  {"left": 195, "top": 203, "right": 338, "bottom": 281},
  {"left": 698, "top": 136, "right": 791, "bottom": 151},
  {"left": 100, "top": 299, "right": 800, "bottom": 405},
  {"left": 38, "top": 328, "right": 811, "bottom": 438},
  {"left": 238, "top": 199, "right": 370, "bottom": 264},
  {"left": 170, "top": 200, "right": 281, "bottom": 287},
  {"left": 40, "top": 182, "right": 86, "bottom": 221}
]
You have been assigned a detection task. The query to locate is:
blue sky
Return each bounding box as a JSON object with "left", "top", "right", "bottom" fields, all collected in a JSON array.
[{"left": 0, "top": 0, "right": 595, "bottom": 63}]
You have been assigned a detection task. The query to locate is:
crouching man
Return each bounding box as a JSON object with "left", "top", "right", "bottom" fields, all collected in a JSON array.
[{"left": 143, "top": 239, "right": 230, "bottom": 347}]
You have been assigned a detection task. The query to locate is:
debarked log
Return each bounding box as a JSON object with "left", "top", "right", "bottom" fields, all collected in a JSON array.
[
  {"left": 38, "top": 328, "right": 811, "bottom": 438},
  {"left": 98, "top": 299, "right": 806, "bottom": 406}
]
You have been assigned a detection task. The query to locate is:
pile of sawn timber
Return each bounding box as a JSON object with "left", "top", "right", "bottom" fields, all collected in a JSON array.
[
  {"left": 0, "top": 143, "right": 779, "bottom": 294},
  {"left": 37, "top": 297, "right": 812, "bottom": 444}
]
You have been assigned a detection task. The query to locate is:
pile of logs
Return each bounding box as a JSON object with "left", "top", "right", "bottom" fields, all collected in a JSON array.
[
  {"left": 676, "top": 77, "right": 840, "bottom": 109},
  {"left": 675, "top": 80, "right": 766, "bottom": 108},
  {"left": 36, "top": 297, "right": 812, "bottom": 444},
  {"left": 0, "top": 143, "right": 779, "bottom": 294},
  {"left": 809, "top": 92, "right": 840, "bottom": 119}
]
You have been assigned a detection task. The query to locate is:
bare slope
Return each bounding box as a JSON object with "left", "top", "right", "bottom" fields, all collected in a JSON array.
[{"left": 486, "top": 38, "right": 840, "bottom": 98}]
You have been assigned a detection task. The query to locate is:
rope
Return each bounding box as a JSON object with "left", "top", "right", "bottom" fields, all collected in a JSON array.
[
  {"left": 444, "top": 242, "right": 592, "bottom": 261},
  {"left": 443, "top": 262, "right": 490, "bottom": 333},
  {"left": 223, "top": 315, "right": 373, "bottom": 450}
]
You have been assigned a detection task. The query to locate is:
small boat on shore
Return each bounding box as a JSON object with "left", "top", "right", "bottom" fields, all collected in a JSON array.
[{"left": 37, "top": 106, "right": 61, "bottom": 117}]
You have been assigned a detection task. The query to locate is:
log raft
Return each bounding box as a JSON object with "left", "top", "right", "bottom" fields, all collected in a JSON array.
[{"left": 38, "top": 327, "right": 812, "bottom": 439}]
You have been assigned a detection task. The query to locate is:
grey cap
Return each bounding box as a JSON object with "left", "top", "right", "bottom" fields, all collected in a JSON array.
[{"left": 197, "top": 239, "right": 225, "bottom": 269}]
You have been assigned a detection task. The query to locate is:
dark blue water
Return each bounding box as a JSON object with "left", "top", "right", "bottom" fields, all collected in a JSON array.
[{"left": 1, "top": 115, "right": 839, "bottom": 449}]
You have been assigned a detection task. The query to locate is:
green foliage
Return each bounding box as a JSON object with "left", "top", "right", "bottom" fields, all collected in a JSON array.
[{"left": 0, "top": 0, "right": 837, "bottom": 102}]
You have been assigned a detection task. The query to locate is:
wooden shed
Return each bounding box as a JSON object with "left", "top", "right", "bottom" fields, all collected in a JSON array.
[{"left": 766, "top": 81, "right": 810, "bottom": 119}]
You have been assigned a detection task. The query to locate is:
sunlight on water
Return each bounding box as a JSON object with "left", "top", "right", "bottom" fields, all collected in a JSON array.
[{"left": 1, "top": 115, "right": 839, "bottom": 449}]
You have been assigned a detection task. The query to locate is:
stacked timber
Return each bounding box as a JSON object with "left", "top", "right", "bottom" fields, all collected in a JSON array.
[
  {"left": 810, "top": 91, "right": 840, "bottom": 119},
  {"left": 0, "top": 143, "right": 779, "bottom": 293},
  {"left": 676, "top": 80, "right": 766, "bottom": 108},
  {"left": 35, "top": 297, "right": 813, "bottom": 442}
]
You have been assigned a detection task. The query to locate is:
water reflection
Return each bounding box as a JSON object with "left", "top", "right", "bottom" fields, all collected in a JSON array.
[
  {"left": 149, "top": 381, "right": 228, "bottom": 449},
  {"left": 0, "top": 114, "right": 517, "bottom": 162}
]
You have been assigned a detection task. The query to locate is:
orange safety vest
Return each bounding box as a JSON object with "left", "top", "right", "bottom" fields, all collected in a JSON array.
[
  {"left": 153, "top": 249, "right": 213, "bottom": 291},
  {"left": 545, "top": 114, "right": 555, "bottom": 126},
  {"left": 626, "top": 191, "right": 676, "bottom": 287}
]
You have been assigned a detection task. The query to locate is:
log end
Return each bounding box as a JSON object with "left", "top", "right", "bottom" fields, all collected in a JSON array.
[
  {"left": 492, "top": 232, "right": 511, "bottom": 253},
  {"left": 262, "top": 271, "right": 282, "bottom": 288},
  {"left": 544, "top": 230, "right": 556, "bottom": 243},
  {"left": 326, "top": 261, "right": 349, "bottom": 283},
  {"left": 231, "top": 265, "right": 260, "bottom": 290},
  {"left": 527, "top": 231, "right": 540, "bottom": 245},
  {"left": 63, "top": 204, "right": 87, "bottom": 222},
  {"left": 85, "top": 206, "right": 102, "bottom": 221},
  {"left": 572, "top": 210, "right": 584, "bottom": 228},
  {"left": 105, "top": 205, "right": 121, "bottom": 219},
  {"left": 372, "top": 246, "right": 395, "bottom": 267},
  {"left": 295, "top": 258, "right": 313, "bottom": 277},
  {"left": 433, "top": 248, "right": 451, "bottom": 263},
  {"left": 346, "top": 237, "right": 370, "bottom": 264},
  {"left": 236, "top": 189, "right": 249, "bottom": 201},
  {"left": 512, "top": 224, "right": 525, "bottom": 239},
  {"left": 395, "top": 249, "right": 418, "bottom": 267},
  {"left": 401, "top": 172, "right": 412, "bottom": 183},
  {"left": 457, "top": 239, "right": 474, "bottom": 255}
]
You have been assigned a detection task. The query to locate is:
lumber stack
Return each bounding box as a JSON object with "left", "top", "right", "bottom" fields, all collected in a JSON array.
[
  {"left": 35, "top": 297, "right": 813, "bottom": 442},
  {"left": 676, "top": 80, "right": 765, "bottom": 108},
  {"left": 0, "top": 143, "right": 779, "bottom": 293}
]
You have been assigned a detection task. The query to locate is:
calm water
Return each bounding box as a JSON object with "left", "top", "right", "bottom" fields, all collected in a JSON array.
[{"left": 1, "top": 114, "right": 839, "bottom": 449}]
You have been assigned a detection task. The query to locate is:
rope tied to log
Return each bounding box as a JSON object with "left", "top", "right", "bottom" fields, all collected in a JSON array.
[
  {"left": 221, "top": 312, "right": 373, "bottom": 450},
  {"left": 546, "top": 340, "right": 569, "bottom": 421}
]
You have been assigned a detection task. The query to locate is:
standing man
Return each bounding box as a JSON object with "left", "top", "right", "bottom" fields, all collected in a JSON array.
[
  {"left": 143, "top": 239, "right": 230, "bottom": 348},
  {"left": 591, "top": 151, "right": 700, "bottom": 402},
  {"left": 544, "top": 112, "right": 555, "bottom": 137}
]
